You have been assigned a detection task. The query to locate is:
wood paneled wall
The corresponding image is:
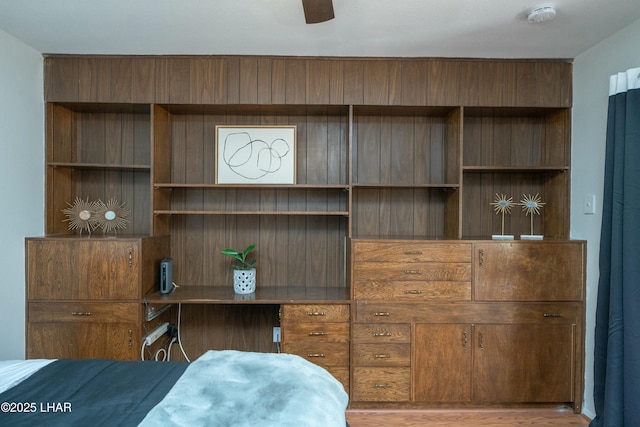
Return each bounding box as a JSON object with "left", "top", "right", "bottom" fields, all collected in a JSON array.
[{"left": 44, "top": 56, "right": 572, "bottom": 107}]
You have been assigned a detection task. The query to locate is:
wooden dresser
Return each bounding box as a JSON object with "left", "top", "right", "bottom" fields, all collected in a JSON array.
[
  {"left": 350, "top": 239, "right": 585, "bottom": 412},
  {"left": 26, "top": 235, "right": 169, "bottom": 360}
]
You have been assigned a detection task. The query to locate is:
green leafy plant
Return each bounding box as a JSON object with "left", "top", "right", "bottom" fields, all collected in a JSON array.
[{"left": 221, "top": 244, "right": 256, "bottom": 270}]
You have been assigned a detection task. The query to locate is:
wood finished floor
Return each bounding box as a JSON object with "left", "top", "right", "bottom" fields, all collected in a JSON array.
[{"left": 346, "top": 408, "right": 591, "bottom": 426}]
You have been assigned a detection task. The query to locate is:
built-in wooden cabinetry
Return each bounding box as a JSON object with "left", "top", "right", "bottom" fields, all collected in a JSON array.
[
  {"left": 29, "top": 55, "right": 582, "bottom": 410},
  {"left": 26, "top": 235, "right": 169, "bottom": 360},
  {"left": 351, "top": 239, "right": 585, "bottom": 412}
]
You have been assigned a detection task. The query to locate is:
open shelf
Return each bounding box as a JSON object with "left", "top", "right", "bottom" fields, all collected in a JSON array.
[{"left": 48, "top": 162, "right": 151, "bottom": 171}]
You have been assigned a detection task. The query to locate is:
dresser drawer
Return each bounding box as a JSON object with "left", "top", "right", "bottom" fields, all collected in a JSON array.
[
  {"left": 28, "top": 302, "right": 139, "bottom": 323},
  {"left": 281, "top": 304, "right": 349, "bottom": 323},
  {"left": 281, "top": 342, "right": 349, "bottom": 367},
  {"left": 354, "top": 262, "right": 472, "bottom": 283},
  {"left": 352, "top": 367, "right": 411, "bottom": 402},
  {"left": 282, "top": 322, "right": 349, "bottom": 342},
  {"left": 353, "top": 343, "right": 410, "bottom": 366},
  {"left": 356, "top": 301, "right": 581, "bottom": 324},
  {"left": 352, "top": 241, "right": 472, "bottom": 263},
  {"left": 353, "top": 279, "right": 471, "bottom": 301},
  {"left": 352, "top": 324, "right": 410, "bottom": 343}
]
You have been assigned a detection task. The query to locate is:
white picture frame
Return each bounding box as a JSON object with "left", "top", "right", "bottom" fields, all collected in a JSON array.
[{"left": 215, "top": 125, "right": 297, "bottom": 184}]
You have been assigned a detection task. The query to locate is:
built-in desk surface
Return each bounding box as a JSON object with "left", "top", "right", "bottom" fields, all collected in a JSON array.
[{"left": 144, "top": 286, "right": 350, "bottom": 305}]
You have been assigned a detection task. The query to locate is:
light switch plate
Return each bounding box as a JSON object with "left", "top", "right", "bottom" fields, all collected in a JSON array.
[{"left": 583, "top": 194, "right": 596, "bottom": 215}]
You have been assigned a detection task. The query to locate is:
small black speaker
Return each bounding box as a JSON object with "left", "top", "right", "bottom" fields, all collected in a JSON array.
[{"left": 160, "top": 258, "right": 174, "bottom": 294}]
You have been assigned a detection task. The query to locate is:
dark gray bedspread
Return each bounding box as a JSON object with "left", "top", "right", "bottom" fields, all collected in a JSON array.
[{"left": 0, "top": 358, "right": 187, "bottom": 426}]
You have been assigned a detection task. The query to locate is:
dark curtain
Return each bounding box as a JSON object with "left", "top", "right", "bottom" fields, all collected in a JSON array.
[{"left": 591, "top": 74, "right": 640, "bottom": 427}]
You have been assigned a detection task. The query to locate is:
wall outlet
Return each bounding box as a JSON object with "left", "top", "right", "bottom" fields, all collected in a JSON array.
[
  {"left": 273, "top": 327, "right": 281, "bottom": 343},
  {"left": 146, "top": 304, "right": 172, "bottom": 321}
]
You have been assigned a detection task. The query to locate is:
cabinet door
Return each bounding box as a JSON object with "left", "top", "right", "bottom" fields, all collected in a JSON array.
[
  {"left": 474, "top": 242, "right": 584, "bottom": 301},
  {"left": 27, "top": 239, "right": 140, "bottom": 300},
  {"left": 473, "top": 324, "right": 574, "bottom": 403},
  {"left": 414, "top": 324, "right": 472, "bottom": 402},
  {"left": 27, "top": 322, "right": 138, "bottom": 360}
]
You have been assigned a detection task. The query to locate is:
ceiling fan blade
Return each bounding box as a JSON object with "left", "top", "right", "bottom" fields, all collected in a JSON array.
[{"left": 302, "top": 0, "right": 335, "bottom": 24}]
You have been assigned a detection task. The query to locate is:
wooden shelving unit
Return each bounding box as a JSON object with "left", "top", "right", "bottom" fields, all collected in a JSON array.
[{"left": 38, "top": 55, "right": 574, "bottom": 359}]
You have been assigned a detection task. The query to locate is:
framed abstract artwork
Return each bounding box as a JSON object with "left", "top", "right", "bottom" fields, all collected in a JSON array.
[{"left": 215, "top": 125, "right": 297, "bottom": 184}]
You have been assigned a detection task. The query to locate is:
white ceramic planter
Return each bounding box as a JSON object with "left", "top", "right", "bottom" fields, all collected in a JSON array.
[{"left": 233, "top": 268, "right": 256, "bottom": 294}]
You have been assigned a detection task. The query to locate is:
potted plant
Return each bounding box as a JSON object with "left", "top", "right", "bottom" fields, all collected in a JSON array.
[{"left": 221, "top": 244, "right": 256, "bottom": 294}]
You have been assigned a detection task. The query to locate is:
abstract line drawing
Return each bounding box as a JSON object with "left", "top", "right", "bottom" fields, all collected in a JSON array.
[{"left": 216, "top": 126, "right": 296, "bottom": 184}]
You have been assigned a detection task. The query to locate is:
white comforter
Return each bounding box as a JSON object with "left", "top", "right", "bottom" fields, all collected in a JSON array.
[
  {"left": 139, "top": 350, "right": 348, "bottom": 427},
  {"left": 0, "top": 359, "right": 54, "bottom": 394}
]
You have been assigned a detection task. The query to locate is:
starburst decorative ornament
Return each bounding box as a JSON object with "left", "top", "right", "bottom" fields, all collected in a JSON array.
[
  {"left": 490, "top": 193, "right": 514, "bottom": 239},
  {"left": 519, "top": 193, "right": 545, "bottom": 239},
  {"left": 95, "top": 197, "right": 130, "bottom": 234},
  {"left": 62, "top": 197, "right": 99, "bottom": 234}
]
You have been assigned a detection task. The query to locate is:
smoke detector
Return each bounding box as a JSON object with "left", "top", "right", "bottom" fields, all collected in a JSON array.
[{"left": 527, "top": 5, "right": 557, "bottom": 23}]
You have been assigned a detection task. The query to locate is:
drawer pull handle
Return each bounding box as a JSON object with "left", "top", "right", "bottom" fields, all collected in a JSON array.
[
  {"left": 479, "top": 249, "right": 485, "bottom": 266},
  {"left": 374, "top": 354, "right": 391, "bottom": 359},
  {"left": 373, "top": 312, "right": 390, "bottom": 317},
  {"left": 374, "top": 383, "right": 392, "bottom": 388},
  {"left": 373, "top": 332, "right": 392, "bottom": 337},
  {"left": 71, "top": 312, "right": 92, "bottom": 316},
  {"left": 307, "top": 311, "right": 326, "bottom": 316},
  {"left": 405, "top": 290, "right": 422, "bottom": 294},
  {"left": 544, "top": 313, "right": 563, "bottom": 317},
  {"left": 308, "top": 331, "right": 326, "bottom": 336},
  {"left": 128, "top": 248, "right": 133, "bottom": 268},
  {"left": 307, "top": 353, "right": 325, "bottom": 358},
  {"left": 463, "top": 331, "right": 468, "bottom": 349},
  {"left": 404, "top": 251, "right": 422, "bottom": 255},
  {"left": 404, "top": 270, "right": 420, "bottom": 274}
]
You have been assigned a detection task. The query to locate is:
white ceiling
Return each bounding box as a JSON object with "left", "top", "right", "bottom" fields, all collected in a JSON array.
[{"left": 0, "top": 0, "right": 639, "bottom": 59}]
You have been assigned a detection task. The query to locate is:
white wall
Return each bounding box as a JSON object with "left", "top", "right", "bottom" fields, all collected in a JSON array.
[
  {"left": 572, "top": 17, "right": 640, "bottom": 419},
  {"left": 0, "top": 30, "right": 44, "bottom": 359}
]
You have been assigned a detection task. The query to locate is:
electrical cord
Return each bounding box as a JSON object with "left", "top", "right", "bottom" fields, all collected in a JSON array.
[
  {"left": 177, "top": 303, "right": 190, "bottom": 362},
  {"left": 140, "top": 341, "right": 147, "bottom": 361}
]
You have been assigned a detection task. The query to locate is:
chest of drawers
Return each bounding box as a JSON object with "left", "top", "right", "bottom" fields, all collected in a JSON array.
[
  {"left": 350, "top": 239, "right": 585, "bottom": 412},
  {"left": 280, "top": 303, "right": 350, "bottom": 392}
]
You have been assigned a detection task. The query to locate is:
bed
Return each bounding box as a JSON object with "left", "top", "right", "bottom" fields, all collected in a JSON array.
[{"left": 0, "top": 350, "right": 349, "bottom": 426}]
